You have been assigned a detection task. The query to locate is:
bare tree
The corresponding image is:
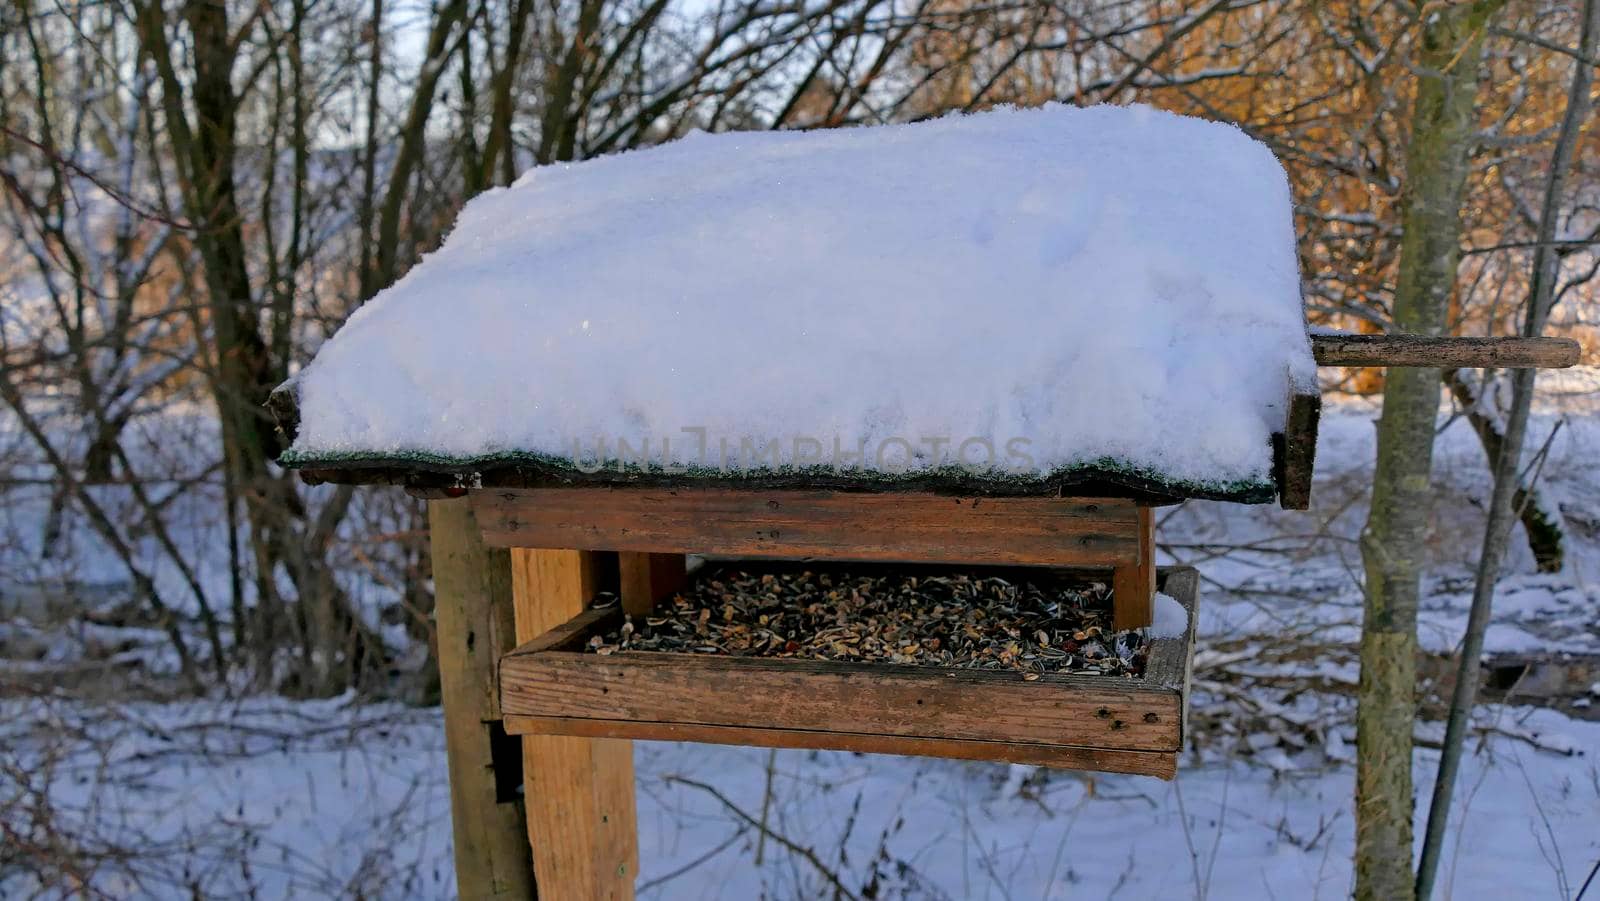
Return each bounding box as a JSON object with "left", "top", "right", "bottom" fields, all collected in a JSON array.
[{"left": 1355, "top": 3, "right": 1504, "bottom": 899}]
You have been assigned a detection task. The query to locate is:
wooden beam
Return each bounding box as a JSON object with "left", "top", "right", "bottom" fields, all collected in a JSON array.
[
  {"left": 1273, "top": 385, "right": 1322, "bottom": 510},
  {"left": 510, "top": 549, "right": 638, "bottom": 901},
  {"left": 428, "top": 499, "right": 535, "bottom": 900},
  {"left": 502, "top": 648, "right": 1180, "bottom": 750},
  {"left": 617, "top": 553, "right": 686, "bottom": 618},
  {"left": 1111, "top": 506, "right": 1156, "bottom": 630},
  {"left": 474, "top": 489, "right": 1142, "bottom": 567},
  {"left": 1311, "top": 334, "right": 1580, "bottom": 369},
  {"left": 503, "top": 716, "right": 1178, "bottom": 779}
]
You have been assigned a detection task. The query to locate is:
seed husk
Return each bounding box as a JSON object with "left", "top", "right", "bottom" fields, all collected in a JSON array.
[{"left": 586, "top": 565, "right": 1149, "bottom": 678}]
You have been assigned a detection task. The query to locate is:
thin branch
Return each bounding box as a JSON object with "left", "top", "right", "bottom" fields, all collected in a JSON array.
[{"left": 664, "top": 774, "right": 862, "bottom": 901}]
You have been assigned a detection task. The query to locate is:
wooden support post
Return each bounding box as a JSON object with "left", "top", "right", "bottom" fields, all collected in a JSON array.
[
  {"left": 428, "top": 499, "right": 536, "bottom": 900},
  {"left": 1112, "top": 506, "right": 1157, "bottom": 630},
  {"left": 618, "top": 552, "right": 686, "bottom": 617},
  {"left": 510, "top": 548, "right": 639, "bottom": 901},
  {"left": 1275, "top": 384, "right": 1323, "bottom": 511}
]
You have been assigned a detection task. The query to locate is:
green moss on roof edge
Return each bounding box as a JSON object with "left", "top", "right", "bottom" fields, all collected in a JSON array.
[{"left": 277, "top": 447, "right": 1276, "bottom": 504}]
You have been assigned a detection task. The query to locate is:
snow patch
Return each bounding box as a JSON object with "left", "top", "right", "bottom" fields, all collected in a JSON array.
[{"left": 1149, "top": 591, "right": 1189, "bottom": 639}]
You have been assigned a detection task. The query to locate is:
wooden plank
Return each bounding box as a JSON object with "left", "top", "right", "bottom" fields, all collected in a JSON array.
[
  {"left": 427, "top": 499, "right": 535, "bottom": 900},
  {"left": 1273, "top": 384, "right": 1322, "bottom": 510},
  {"left": 1111, "top": 506, "right": 1156, "bottom": 630},
  {"left": 1146, "top": 567, "right": 1200, "bottom": 751},
  {"left": 503, "top": 715, "right": 1177, "bottom": 779},
  {"left": 1143, "top": 567, "right": 1199, "bottom": 691},
  {"left": 475, "top": 489, "right": 1141, "bottom": 566},
  {"left": 523, "top": 605, "right": 622, "bottom": 655},
  {"left": 501, "top": 647, "right": 1181, "bottom": 752},
  {"left": 510, "top": 549, "right": 638, "bottom": 901},
  {"left": 518, "top": 734, "right": 636, "bottom": 900},
  {"left": 1310, "top": 334, "right": 1580, "bottom": 369},
  {"left": 618, "top": 552, "right": 686, "bottom": 618},
  {"left": 511, "top": 548, "right": 602, "bottom": 638}
]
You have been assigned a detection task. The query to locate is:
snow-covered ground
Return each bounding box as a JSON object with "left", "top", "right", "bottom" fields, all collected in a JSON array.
[
  {"left": 4, "top": 692, "right": 1593, "bottom": 900},
  {"left": 4, "top": 382, "right": 1599, "bottom": 899}
]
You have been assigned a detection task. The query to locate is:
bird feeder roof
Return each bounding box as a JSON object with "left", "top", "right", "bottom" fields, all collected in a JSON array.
[{"left": 275, "top": 103, "right": 1315, "bottom": 503}]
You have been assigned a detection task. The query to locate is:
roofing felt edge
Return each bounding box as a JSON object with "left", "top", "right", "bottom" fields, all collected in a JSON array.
[
  {"left": 268, "top": 381, "right": 1283, "bottom": 503},
  {"left": 275, "top": 446, "right": 1279, "bottom": 504}
]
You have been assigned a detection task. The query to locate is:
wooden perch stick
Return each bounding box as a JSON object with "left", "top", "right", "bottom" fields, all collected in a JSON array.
[{"left": 1310, "top": 334, "right": 1581, "bottom": 369}]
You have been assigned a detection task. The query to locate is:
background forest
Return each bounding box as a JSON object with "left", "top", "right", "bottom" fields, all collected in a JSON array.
[{"left": 2, "top": 0, "right": 1597, "bottom": 897}]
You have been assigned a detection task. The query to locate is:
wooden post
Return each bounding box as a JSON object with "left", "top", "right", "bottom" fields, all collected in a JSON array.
[
  {"left": 510, "top": 548, "right": 639, "bottom": 901},
  {"left": 1275, "top": 384, "right": 1323, "bottom": 511},
  {"left": 428, "top": 499, "right": 536, "bottom": 900},
  {"left": 1112, "top": 506, "right": 1157, "bottom": 630},
  {"left": 618, "top": 552, "right": 686, "bottom": 617}
]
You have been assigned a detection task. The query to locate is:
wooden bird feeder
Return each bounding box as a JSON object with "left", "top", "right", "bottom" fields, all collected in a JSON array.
[
  {"left": 267, "top": 105, "right": 1584, "bottom": 898},
  {"left": 482, "top": 490, "right": 1187, "bottom": 777}
]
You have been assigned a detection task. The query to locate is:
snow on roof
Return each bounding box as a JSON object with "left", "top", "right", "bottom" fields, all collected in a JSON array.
[{"left": 280, "top": 103, "right": 1314, "bottom": 500}]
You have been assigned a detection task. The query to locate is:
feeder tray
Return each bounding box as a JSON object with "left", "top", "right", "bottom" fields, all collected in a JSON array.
[{"left": 500, "top": 562, "right": 1198, "bottom": 779}]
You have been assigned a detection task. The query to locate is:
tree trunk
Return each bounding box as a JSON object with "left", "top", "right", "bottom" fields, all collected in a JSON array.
[
  {"left": 179, "top": 0, "right": 283, "bottom": 471},
  {"left": 368, "top": 0, "right": 469, "bottom": 295},
  {"left": 536, "top": 0, "right": 605, "bottom": 164},
  {"left": 139, "top": 0, "right": 388, "bottom": 694},
  {"left": 1355, "top": 4, "right": 1502, "bottom": 899}
]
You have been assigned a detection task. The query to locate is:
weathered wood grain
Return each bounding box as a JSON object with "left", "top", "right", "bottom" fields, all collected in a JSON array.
[
  {"left": 1145, "top": 567, "right": 1199, "bottom": 750},
  {"left": 502, "top": 716, "right": 1178, "bottom": 779},
  {"left": 1111, "top": 506, "right": 1157, "bottom": 630},
  {"left": 509, "top": 549, "right": 638, "bottom": 900},
  {"left": 475, "top": 488, "right": 1142, "bottom": 566},
  {"left": 618, "top": 552, "right": 685, "bottom": 618},
  {"left": 1143, "top": 568, "right": 1199, "bottom": 692},
  {"left": 1274, "top": 385, "right": 1322, "bottom": 510},
  {"left": 428, "top": 499, "right": 535, "bottom": 900},
  {"left": 1311, "top": 334, "right": 1580, "bottom": 369},
  {"left": 521, "top": 605, "right": 621, "bottom": 654},
  {"left": 502, "top": 649, "right": 1181, "bottom": 752}
]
